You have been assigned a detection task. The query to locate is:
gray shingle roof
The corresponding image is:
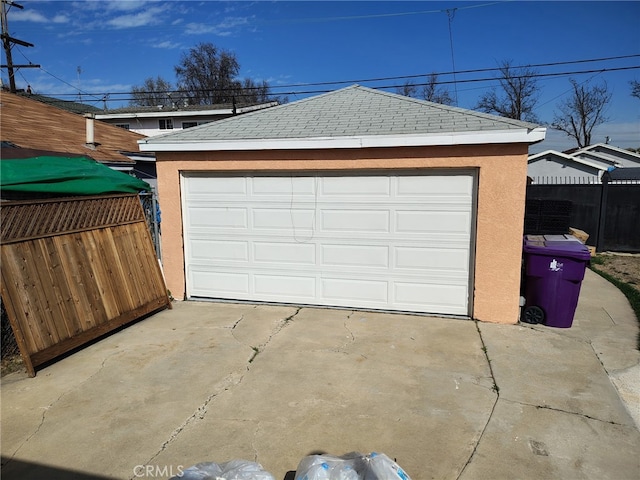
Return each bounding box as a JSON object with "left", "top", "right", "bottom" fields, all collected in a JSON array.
[{"left": 141, "top": 85, "right": 541, "bottom": 146}]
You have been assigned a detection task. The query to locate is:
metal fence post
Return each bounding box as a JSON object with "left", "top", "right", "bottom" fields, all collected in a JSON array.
[
  {"left": 151, "top": 188, "right": 162, "bottom": 263},
  {"left": 596, "top": 173, "right": 610, "bottom": 252}
]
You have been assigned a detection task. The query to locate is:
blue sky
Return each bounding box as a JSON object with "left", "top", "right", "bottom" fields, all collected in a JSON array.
[{"left": 3, "top": 0, "right": 640, "bottom": 152}]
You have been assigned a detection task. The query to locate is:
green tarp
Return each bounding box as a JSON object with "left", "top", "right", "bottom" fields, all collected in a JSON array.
[{"left": 0, "top": 156, "right": 150, "bottom": 195}]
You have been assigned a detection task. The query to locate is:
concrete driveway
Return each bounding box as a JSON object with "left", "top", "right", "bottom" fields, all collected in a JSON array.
[{"left": 1, "top": 269, "right": 639, "bottom": 479}]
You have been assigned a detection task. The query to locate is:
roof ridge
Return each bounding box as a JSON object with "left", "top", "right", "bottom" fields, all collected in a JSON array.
[{"left": 348, "top": 84, "right": 541, "bottom": 129}]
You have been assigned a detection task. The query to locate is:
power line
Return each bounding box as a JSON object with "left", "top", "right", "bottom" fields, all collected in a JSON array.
[{"left": 40, "top": 64, "right": 640, "bottom": 101}]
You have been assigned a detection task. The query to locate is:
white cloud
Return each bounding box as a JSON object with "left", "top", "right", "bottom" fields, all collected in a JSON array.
[
  {"left": 152, "top": 40, "right": 182, "bottom": 50},
  {"left": 71, "top": 1, "right": 157, "bottom": 14},
  {"left": 11, "top": 10, "right": 69, "bottom": 24},
  {"left": 106, "top": 5, "right": 168, "bottom": 29},
  {"left": 185, "top": 16, "right": 251, "bottom": 36}
]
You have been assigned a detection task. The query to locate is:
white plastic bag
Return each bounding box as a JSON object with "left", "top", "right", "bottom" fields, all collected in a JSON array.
[
  {"left": 172, "top": 459, "right": 275, "bottom": 480},
  {"left": 364, "top": 452, "right": 411, "bottom": 480},
  {"left": 294, "top": 452, "right": 411, "bottom": 480}
]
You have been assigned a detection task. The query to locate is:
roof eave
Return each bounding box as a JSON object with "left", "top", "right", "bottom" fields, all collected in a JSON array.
[{"left": 138, "top": 127, "right": 547, "bottom": 152}]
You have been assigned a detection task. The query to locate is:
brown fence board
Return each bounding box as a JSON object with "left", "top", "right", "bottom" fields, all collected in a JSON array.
[{"left": 1, "top": 194, "right": 171, "bottom": 376}]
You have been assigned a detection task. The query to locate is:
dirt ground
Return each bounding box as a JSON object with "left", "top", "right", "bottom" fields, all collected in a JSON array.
[{"left": 593, "top": 253, "right": 640, "bottom": 292}]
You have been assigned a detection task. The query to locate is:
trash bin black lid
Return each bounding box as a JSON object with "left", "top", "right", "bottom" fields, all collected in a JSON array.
[{"left": 523, "top": 235, "right": 591, "bottom": 260}]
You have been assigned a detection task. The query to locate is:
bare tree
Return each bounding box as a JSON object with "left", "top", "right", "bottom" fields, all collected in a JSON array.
[
  {"left": 422, "top": 73, "right": 454, "bottom": 105},
  {"left": 174, "top": 42, "right": 241, "bottom": 105},
  {"left": 130, "top": 76, "right": 174, "bottom": 107},
  {"left": 238, "top": 78, "right": 274, "bottom": 103},
  {"left": 552, "top": 79, "right": 612, "bottom": 149},
  {"left": 631, "top": 79, "right": 640, "bottom": 100},
  {"left": 475, "top": 60, "right": 539, "bottom": 122},
  {"left": 396, "top": 81, "right": 418, "bottom": 98},
  {"left": 396, "top": 74, "right": 453, "bottom": 105}
]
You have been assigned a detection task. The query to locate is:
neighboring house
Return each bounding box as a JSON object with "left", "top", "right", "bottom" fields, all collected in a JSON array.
[
  {"left": 138, "top": 85, "right": 546, "bottom": 324},
  {"left": 528, "top": 143, "right": 640, "bottom": 184},
  {"left": 16, "top": 92, "right": 103, "bottom": 115},
  {"left": 572, "top": 143, "right": 640, "bottom": 169},
  {"left": 0, "top": 91, "right": 157, "bottom": 188},
  {"left": 95, "top": 101, "right": 278, "bottom": 137},
  {"left": 527, "top": 150, "right": 608, "bottom": 184}
]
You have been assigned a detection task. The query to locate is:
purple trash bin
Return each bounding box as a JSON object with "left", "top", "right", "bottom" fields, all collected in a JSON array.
[{"left": 522, "top": 235, "right": 591, "bottom": 328}]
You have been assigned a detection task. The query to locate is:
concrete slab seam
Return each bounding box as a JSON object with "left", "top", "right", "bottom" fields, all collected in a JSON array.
[
  {"left": 455, "top": 320, "right": 500, "bottom": 479},
  {"left": 521, "top": 322, "right": 592, "bottom": 346}
]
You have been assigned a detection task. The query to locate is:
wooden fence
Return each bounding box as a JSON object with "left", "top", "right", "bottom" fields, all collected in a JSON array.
[{"left": 0, "top": 194, "right": 171, "bottom": 376}]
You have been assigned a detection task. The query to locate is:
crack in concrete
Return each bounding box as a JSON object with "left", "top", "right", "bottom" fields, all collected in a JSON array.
[
  {"left": 4, "top": 350, "right": 122, "bottom": 465},
  {"left": 140, "top": 371, "right": 246, "bottom": 477},
  {"left": 139, "top": 308, "right": 302, "bottom": 475},
  {"left": 340, "top": 311, "right": 357, "bottom": 352},
  {"left": 248, "top": 307, "right": 301, "bottom": 366},
  {"left": 500, "top": 397, "right": 630, "bottom": 427},
  {"left": 601, "top": 306, "right": 617, "bottom": 326},
  {"left": 456, "top": 321, "right": 500, "bottom": 480},
  {"left": 228, "top": 314, "right": 245, "bottom": 344}
]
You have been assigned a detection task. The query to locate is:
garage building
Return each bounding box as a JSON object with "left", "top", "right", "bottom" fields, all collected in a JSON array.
[{"left": 139, "top": 85, "right": 545, "bottom": 323}]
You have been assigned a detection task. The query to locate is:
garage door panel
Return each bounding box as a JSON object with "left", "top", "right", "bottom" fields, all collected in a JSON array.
[
  {"left": 254, "top": 274, "right": 316, "bottom": 299},
  {"left": 253, "top": 208, "right": 314, "bottom": 230},
  {"left": 322, "top": 277, "right": 389, "bottom": 303},
  {"left": 394, "top": 282, "right": 468, "bottom": 314},
  {"left": 321, "top": 176, "right": 391, "bottom": 196},
  {"left": 395, "top": 211, "right": 471, "bottom": 234},
  {"left": 190, "top": 270, "right": 249, "bottom": 296},
  {"left": 395, "top": 246, "right": 469, "bottom": 271},
  {"left": 321, "top": 209, "right": 390, "bottom": 232},
  {"left": 191, "top": 239, "right": 249, "bottom": 262},
  {"left": 189, "top": 207, "right": 248, "bottom": 228},
  {"left": 252, "top": 176, "right": 316, "bottom": 195},
  {"left": 321, "top": 244, "right": 389, "bottom": 268},
  {"left": 183, "top": 172, "right": 475, "bottom": 315},
  {"left": 188, "top": 176, "right": 247, "bottom": 195},
  {"left": 396, "top": 175, "right": 473, "bottom": 196},
  {"left": 254, "top": 242, "right": 316, "bottom": 265}
]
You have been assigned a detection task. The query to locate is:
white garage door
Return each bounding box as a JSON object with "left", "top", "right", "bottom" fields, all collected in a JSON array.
[{"left": 182, "top": 171, "right": 476, "bottom": 316}]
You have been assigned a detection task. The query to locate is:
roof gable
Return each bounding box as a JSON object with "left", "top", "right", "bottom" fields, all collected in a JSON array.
[
  {"left": 572, "top": 143, "right": 640, "bottom": 168},
  {"left": 139, "top": 85, "right": 545, "bottom": 152},
  {"left": 0, "top": 91, "right": 145, "bottom": 163},
  {"left": 528, "top": 149, "right": 607, "bottom": 172}
]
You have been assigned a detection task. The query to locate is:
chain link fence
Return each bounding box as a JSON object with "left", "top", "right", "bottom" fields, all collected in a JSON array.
[
  {"left": 1, "top": 298, "right": 23, "bottom": 375},
  {"left": 139, "top": 190, "right": 162, "bottom": 261}
]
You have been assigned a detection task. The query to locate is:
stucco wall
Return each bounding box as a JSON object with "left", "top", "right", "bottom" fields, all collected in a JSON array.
[{"left": 155, "top": 144, "right": 529, "bottom": 324}]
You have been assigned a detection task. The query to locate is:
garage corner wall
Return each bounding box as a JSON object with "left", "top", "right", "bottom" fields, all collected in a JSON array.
[{"left": 155, "top": 145, "right": 529, "bottom": 324}]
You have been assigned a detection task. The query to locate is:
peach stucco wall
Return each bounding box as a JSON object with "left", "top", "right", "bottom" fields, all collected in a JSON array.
[{"left": 155, "top": 144, "right": 529, "bottom": 324}]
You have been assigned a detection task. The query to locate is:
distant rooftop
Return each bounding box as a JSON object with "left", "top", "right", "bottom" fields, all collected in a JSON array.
[
  {"left": 13, "top": 92, "right": 101, "bottom": 115},
  {"left": 103, "top": 101, "right": 277, "bottom": 115}
]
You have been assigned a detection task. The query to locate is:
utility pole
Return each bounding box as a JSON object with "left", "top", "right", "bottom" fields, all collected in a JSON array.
[{"left": 1, "top": 0, "right": 39, "bottom": 93}]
